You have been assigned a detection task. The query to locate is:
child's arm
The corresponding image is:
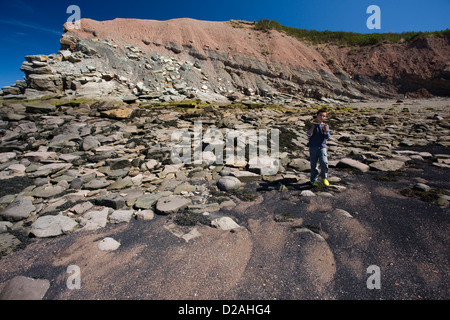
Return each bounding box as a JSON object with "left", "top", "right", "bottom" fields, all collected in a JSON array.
[
  {"left": 323, "top": 124, "right": 330, "bottom": 138},
  {"left": 306, "top": 121, "right": 315, "bottom": 137}
]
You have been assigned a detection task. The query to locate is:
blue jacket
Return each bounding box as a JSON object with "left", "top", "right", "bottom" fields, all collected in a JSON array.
[{"left": 307, "top": 123, "right": 330, "bottom": 148}]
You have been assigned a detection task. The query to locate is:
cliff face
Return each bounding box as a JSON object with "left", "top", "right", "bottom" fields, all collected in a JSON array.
[
  {"left": 2, "top": 18, "right": 449, "bottom": 103},
  {"left": 323, "top": 35, "right": 450, "bottom": 97}
]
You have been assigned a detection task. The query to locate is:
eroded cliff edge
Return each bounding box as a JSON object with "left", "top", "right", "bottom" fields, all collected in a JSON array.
[{"left": 2, "top": 18, "right": 449, "bottom": 104}]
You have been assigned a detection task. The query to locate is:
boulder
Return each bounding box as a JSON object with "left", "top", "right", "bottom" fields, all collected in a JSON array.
[
  {"left": 28, "top": 74, "right": 63, "bottom": 92},
  {"left": 217, "top": 176, "right": 242, "bottom": 191},
  {"left": 97, "top": 237, "right": 120, "bottom": 251},
  {"left": 135, "top": 210, "right": 155, "bottom": 220},
  {"left": 94, "top": 195, "right": 125, "bottom": 209}
]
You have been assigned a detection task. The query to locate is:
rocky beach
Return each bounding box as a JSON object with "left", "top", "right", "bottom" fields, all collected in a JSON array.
[
  {"left": 0, "top": 96, "right": 448, "bottom": 300},
  {"left": 0, "top": 18, "right": 448, "bottom": 300}
]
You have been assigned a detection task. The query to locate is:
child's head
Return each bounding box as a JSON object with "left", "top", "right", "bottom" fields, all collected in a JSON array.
[{"left": 316, "top": 108, "right": 327, "bottom": 123}]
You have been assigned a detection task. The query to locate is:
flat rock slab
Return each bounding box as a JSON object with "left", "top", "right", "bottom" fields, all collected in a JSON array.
[
  {"left": 84, "top": 178, "right": 111, "bottom": 190},
  {"left": 28, "top": 163, "right": 72, "bottom": 178},
  {"left": 71, "top": 201, "right": 94, "bottom": 215},
  {"left": 248, "top": 156, "right": 280, "bottom": 175},
  {"left": 0, "top": 233, "right": 21, "bottom": 255},
  {"left": 32, "top": 185, "right": 66, "bottom": 199},
  {"left": 79, "top": 208, "right": 110, "bottom": 230},
  {"left": 211, "top": 216, "right": 241, "bottom": 230},
  {"left": 134, "top": 192, "right": 172, "bottom": 210},
  {"left": 288, "top": 158, "right": 311, "bottom": 172},
  {"left": 0, "top": 152, "right": 16, "bottom": 163},
  {"left": 107, "top": 157, "right": 131, "bottom": 170},
  {"left": 336, "top": 158, "right": 370, "bottom": 172},
  {"left": 30, "top": 215, "right": 78, "bottom": 238},
  {"left": 0, "top": 199, "right": 36, "bottom": 222},
  {"left": 155, "top": 195, "right": 191, "bottom": 215},
  {"left": 164, "top": 223, "right": 201, "bottom": 242},
  {"left": 369, "top": 159, "right": 405, "bottom": 171},
  {"left": 110, "top": 209, "right": 134, "bottom": 224},
  {"left": 231, "top": 170, "right": 261, "bottom": 182},
  {"left": 23, "top": 151, "right": 58, "bottom": 162},
  {"left": 26, "top": 103, "right": 56, "bottom": 114},
  {"left": 0, "top": 276, "right": 50, "bottom": 300}
]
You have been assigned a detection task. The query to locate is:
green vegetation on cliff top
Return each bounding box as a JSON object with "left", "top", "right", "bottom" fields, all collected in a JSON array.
[{"left": 254, "top": 19, "right": 450, "bottom": 47}]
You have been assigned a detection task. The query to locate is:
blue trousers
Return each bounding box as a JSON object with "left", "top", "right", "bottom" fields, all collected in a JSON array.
[{"left": 309, "top": 146, "right": 328, "bottom": 183}]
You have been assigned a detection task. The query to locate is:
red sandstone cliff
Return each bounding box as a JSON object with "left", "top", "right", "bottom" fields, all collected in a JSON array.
[{"left": 2, "top": 18, "right": 449, "bottom": 102}]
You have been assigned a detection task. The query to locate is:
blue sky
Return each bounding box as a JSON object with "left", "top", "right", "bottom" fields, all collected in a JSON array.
[{"left": 1, "top": 0, "right": 449, "bottom": 89}]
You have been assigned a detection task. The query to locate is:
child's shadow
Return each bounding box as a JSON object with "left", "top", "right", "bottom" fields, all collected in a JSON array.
[{"left": 256, "top": 178, "right": 312, "bottom": 192}]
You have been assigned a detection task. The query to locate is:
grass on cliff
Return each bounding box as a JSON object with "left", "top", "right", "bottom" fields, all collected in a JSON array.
[{"left": 254, "top": 19, "right": 450, "bottom": 47}]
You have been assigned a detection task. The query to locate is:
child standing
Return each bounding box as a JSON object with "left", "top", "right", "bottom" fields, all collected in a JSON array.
[{"left": 306, "top": 108, "right": 330, "bottom": 187}]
